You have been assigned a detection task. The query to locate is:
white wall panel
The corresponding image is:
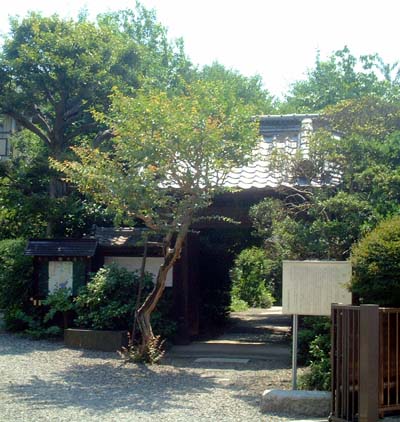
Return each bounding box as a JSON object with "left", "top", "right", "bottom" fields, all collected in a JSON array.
[{"left": 104, "top": 256, "right": 173, "bottom": 287}]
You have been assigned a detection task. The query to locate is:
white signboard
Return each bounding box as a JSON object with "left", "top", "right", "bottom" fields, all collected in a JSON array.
[
  {"left": 48, "top": 261, "right": 73, "bottom": 293},
  {"left": 104, "top": 256, "right": 173, "bottom": 287},
  {"left": 282, "top": 260, "right": 352, "bottom": 316}
]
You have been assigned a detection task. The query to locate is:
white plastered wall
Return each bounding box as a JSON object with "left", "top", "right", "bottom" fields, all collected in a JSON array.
[{"left": 104, "top": 256, "right": 173, "bottom": 287}]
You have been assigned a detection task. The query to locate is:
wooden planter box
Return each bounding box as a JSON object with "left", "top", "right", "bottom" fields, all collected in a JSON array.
[{"left": 64, "top": 329, "right": 128, "bottom": 352}]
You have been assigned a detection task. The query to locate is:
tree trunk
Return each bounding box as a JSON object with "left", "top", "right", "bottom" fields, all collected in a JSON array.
[
  {"left": 136, "top": 250, "right": 174, "bottom": 346},
  {"left": 46, "top": 174, "right": 67, "bottom": 237},
  {"left": 136, "top": 218, "right": 191, "bottom": 350},
  {"left": 132, "top": 237, "right": 148, "bottom": 344}
]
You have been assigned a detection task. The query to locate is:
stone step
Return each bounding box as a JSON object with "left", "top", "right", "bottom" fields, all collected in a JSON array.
[{"left": 168, "top": 340, "right": 290, "bottom": 360}]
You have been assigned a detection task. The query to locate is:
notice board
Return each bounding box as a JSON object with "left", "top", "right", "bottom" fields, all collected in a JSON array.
[{"left": 282, "top": 260, "right": 352, "bottom": 316}]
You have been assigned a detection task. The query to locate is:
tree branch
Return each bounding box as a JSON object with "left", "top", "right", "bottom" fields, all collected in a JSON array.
[
  {"left": 34, "top": 106, "right": 53, "bottom": 135},
  {"left": 92, "top": 129, "right": 116, "bottom": 146},
  {"left": 63, "top": 102, "right": 85, "bottom": 124},
  {"left": 7, "top": 111, "right": 52, "bottom": 146},
  {"left": 65, "top": 122, "right": 99, "bottom": 142}
]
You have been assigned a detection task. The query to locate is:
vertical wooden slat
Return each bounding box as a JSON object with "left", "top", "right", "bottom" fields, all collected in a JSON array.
[
  {"left": 343, "top": 309, "right": 346, "bottom": 419},
  {"left": 331, "top": 306, "right": 337, "bottom": 418},
  {"left": 388, "top": 313, "right": 391, "bottom": 405},
  {"left": 380, "top": 312, "right": 384, "bottom": 408},
  {"left": 357, "top": 309, "right": 360, "bottom": 421},
  {"left": 334, "top": 307, "right": 339, "bottom": 418},
  {"left": 397, "top": 312, "right": 399, "bottom": 405},
  {"left": 345, "top": 309, "right": 350, "bottom": 419},
  {"left": 336, "top": 309, "right": 341, "bottom": 417},
  {"left": 359, "top": 305, "right": 379, "bottom": 422},
  {"left": 340, "top": 309, "right": 345, "bottom": 418},
  {"left": 350, "top": 310, "right": 353, "bottom": 420}
]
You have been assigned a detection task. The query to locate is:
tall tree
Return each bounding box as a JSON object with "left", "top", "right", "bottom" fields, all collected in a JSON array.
[
  {"left": 97, "top": 5, "right": 193, "bottom": 93},
  {"left": 281, "top": 47, "right": 399, "bottom": 113},
  {"left": 0, "top": 13, "right": 139, "bottom": 160},
  {"left": 53, "top": 80, "right": 259, "bottom": 354},
  {"left": 0, "top": 5, "right": 193, "bottom": 236},
  {"left": 200, "top": 62, "right": 275, "bottom": 113},
  {"left": 0, "top": 12, "right": 139, "bottom": 236}
]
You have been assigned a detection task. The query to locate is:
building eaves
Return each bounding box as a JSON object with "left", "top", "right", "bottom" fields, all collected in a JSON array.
[{"left": 25, "top": 239, "right": 98, "bottom": 257}]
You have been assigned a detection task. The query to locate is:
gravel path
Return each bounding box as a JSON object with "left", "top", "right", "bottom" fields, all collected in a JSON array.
[{"left": 0, "top": 332, "right": 315, "bottom": 422}]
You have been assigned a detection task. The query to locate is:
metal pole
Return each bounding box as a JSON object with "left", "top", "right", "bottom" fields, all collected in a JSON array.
[{"left": 292, "top": 313, "right": 298, "bottom": 390}]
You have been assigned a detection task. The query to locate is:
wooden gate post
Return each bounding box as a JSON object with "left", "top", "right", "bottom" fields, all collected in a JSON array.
[{"left": 359, "top": 305, "right": 379, "bottom": 422}]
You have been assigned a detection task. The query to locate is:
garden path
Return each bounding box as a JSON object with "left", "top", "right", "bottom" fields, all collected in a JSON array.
[{"left": 168, "top": 306, "right": 291, "bottom": 360}]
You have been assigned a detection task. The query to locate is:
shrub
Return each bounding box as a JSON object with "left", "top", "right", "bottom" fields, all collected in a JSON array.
[
  {"left": 75, "top": 264, "right": 176, "bottom": 338},
  {"left": 298, "top": 316, "right": 331, "bottom": 391},
  {"left": 75, "top": 264, "right": 152, "bottom": 330},
  {"left": 0, "top": 239, "right": 38, "bottom": 334},
  {"left": 299, "top": 331, "right": 331, "bottom": 391},
  {"left": 3, "top": 306, "right": 62, "bottom": 339},
  {"left": 43, "top": 287, "right": 75, "bottom": 328},
  {"left": 298, "top": 316, "right": 330, "bottom": 365},
  {"left": 0, "top": 239, "right": 33, "bottom": 311},
  {"left": 230, "top": 247, "right": 275, "bottom": 308},
  {"left": 230, "top": 296, "right": 249, "bottom": 312},
  {"left": 119, "top": 335, "right": 165, "bottom": 364},
  {"left": 350, "top": 215, "right": 400, "bottom": 306}
]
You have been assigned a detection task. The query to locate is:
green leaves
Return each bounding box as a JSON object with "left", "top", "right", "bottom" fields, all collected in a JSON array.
[
  {"left": 74, "top": 264, "right": 153, "bottom": 330},
  {"left": 54, "top": 80, "right": 259, "bottom": 233},
  {"left": 1, "top": 12, "right": 140, "bottom": 146},
  {"left": 351, "top": 216, "right": 400, "bottom": 306},
  {"left": 282, "top": 47, "right": 398, "bottom": 113},
  {"left": 230, "top": 247, "right": 276, "bottom": 308}
]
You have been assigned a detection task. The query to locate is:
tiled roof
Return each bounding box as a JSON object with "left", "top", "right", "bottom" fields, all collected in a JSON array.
[
  {"left": 222, "top": 114, "right": 338, "bottom": 189},
  {"left": 25, "top": 239, "right": 98, "bottom": 257},
  {"left": 94, "top": 227, "right": 163, "bottom": 247},
  {"left": 224, "top": 140, "right": 297, "bottom": 189}
]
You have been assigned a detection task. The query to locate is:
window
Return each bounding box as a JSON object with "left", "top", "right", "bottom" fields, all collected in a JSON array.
[{"left": 0, "top": 138, "right": 7, "bottom": 156}]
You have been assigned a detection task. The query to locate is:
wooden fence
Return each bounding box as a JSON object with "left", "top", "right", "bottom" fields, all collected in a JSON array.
[{"left": 330, "top": 304, "right": 400, "bottom": 422}]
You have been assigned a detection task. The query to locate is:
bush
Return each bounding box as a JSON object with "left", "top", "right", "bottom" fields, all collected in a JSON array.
[
  {"left": 230, "top": 247, "right": 275, "bottom": 308},
  {"left": 75, "top": 264, "right": 152, "bottom": 330},
  {"left": 4, "top": 286, "right": 75, "bottom": 338},
  {"left": 350, "top": 215, "right": 400, "bottom": 306},
  {"left": 3, "top": 305, "right": 62, "bottom": 339},
  {"left": 298, "top": 316, "right": 331, "bottom": 391},
  {"left": 75, "top": 264, "right": 176, "bottom": 338},
  {"left": 119, "top": 335, "right": 165, "bottom": 364},
  {"left": 43, "top": 288, "right": 75, "bottom": 328},
  {"left": 230, "top": 296, "right": 249, "bottom": 312},
  {"left": 299, "top": 331, "right": 331, "bottom": 391},
  {"left": 298, "top": 316, "right": 330, "bottom": 365},
  {"left": 0, "top": 239, "right": 41, "bottom": 335},
  {"left": 0, "top": 239, "right": 33, "bottom": 311}
]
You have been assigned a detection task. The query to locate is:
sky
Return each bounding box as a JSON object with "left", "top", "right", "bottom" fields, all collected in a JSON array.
[{"left": 1, "top": 0, "right": 400, "bottom": 98}]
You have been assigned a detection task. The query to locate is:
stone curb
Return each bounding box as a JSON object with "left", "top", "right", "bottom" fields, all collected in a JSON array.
[{"left": 261, "top": 389, "right": 331, "bottom": 418}]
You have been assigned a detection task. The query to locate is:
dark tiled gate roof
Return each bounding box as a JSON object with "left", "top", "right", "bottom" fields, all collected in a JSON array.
[
  {"left": 94, "top": 226, "right": 163, "bottom": 247},
  {"left": 25, "top": 239, "right": 98, "bottom": 257}
]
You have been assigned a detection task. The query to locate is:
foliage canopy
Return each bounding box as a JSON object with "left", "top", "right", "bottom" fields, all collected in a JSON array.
[{"left": 351, "top": 216, "right": 400, "bottom": 306}]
